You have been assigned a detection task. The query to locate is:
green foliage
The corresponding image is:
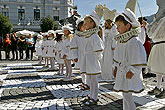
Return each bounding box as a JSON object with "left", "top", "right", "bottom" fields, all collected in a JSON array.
[
  {"left": 0, "top": 13, "right": 13, "bottom": 37},
  {"left": 40, "top": 15, "right": 58, "bottom": 32}
]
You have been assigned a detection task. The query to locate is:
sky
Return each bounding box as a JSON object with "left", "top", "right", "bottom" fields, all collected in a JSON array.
[{"left": 74, "top": 0, "right": 158, "bottom": 18}]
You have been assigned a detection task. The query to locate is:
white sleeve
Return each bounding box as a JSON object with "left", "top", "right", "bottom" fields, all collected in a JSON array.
[
  {"left": 92, "top": 35, "right": 104, "bottom": 60},
  {"left": 113, "top": 44, "right": 119, "bottom": 68},
  {"left": 70, "top": 36, "right": 78, "bottom": 59},
  {"left": 138, "top": 27, "right": 146, "bottom": 44},
  {"left": 127, "top": 39, "right": 147, "bottom": 74},
  {"left": 112, "top": 26, "right": 118, "bottom": 48}
]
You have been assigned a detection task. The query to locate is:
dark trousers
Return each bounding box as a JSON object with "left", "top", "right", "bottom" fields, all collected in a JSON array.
[
  {"left": 0, "top": 48, "right": 1, "bottom": 60},
  {"left": 19, "top": 47, "right": 24, "bottom": 59},
  {"left": 5, "top": 50, "right": 10, "bottom": 59},
  {"left": 26, "top": 47, "right": 33, "bottom": 60},
  {"left": 11, "top": 47, "right": 18, "bottom": 60}
]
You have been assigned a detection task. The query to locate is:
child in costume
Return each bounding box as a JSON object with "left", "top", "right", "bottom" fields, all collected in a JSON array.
[
  {"left": 35, "top": 34, "right": 43, "bottom": 65},
  {"left": 55, "top": 31, "right": 64, "bottom": 75},
  {"left": 101, "top": 6, "right": 118, "bottom": 81},
  {"left": 71, "top": 19, "right": 90, "bottom": 90},
  {"left": 47, "top": 30, "right": 56, "bottom": 70},
  {"left": 41, "top": 33, "right": 49, "bottom": 67},
  {"left": 113, "top": 8, "right": 146, "bottom": 110},
  {"left": 147, "top": 0, "right": 165, "bottom": 98},
  {"left": 81, "top": 11, "right": 104, "bottom": 105},
  {"left": 61, "top": 25, "right": 73, "bottom": 81}
]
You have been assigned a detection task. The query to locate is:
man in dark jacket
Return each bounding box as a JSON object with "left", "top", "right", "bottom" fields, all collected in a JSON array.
[{"left": 10, "top": 33, "right": 18, "bottom": 60}]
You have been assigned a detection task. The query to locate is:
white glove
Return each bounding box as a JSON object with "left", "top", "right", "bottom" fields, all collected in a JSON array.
[
  {"left": 103, "top": 6, "right": 116, "bottom": 21},
  {"left": 95, "top": 4, "right": 104, "bottom": 19}
]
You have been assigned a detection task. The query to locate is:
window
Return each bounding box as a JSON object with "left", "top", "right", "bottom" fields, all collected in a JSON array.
[
  {"left": 1, "top": 0, "right": 9, "bottom": 1},
  {"left": 17, "top": 0, "right": 25, "bottom": 2},
  {"left": 33, "top": 0, "right": 41, "bottom": 3},
  {"left": 53, "top": 9, "right": 59, "bottom": 21},
  {"left": 2, "top": 8, "right": 9, "bottom": 17},
  {"left": 53, "top": 0, "right": 60, "bottom": 4},
  {"left": 34, "top": 9, "right": 40, "bottom": 20},
  {"left": 18, "top": 9, "right": 25, "bottom": 20}
]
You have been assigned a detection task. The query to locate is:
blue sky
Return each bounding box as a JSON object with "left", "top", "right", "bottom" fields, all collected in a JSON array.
[{"left": 74, "top": 0, "right": 158, "bottom": 18}]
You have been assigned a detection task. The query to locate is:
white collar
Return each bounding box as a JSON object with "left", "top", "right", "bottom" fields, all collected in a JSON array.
[{"left": 114, "top": 27, "right": 141, "bottom": 43}]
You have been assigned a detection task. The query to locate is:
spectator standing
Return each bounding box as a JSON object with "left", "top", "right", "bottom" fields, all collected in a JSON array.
[
  {"left": 10, "top": 33, "right": 18, "bottom": 60},
  {"left": 26, "top": 34, "right": 34, "bottom": 60},
  {"left": 0, "top": 36, "right": 3, "bottom": 60},
  {"left": 18, "top": 36, "right": 26, "bottom": 60},
  {"left": 3, "top": 34, "right": 11, "bottom": 59}
]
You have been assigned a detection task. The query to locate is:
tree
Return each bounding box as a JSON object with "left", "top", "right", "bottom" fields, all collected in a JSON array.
[
  {"left": 40, "top": 16, "right": 58, "bottom": 32},
  {"left": 0, "top": 13, "right": 13, "bottom": 38}
]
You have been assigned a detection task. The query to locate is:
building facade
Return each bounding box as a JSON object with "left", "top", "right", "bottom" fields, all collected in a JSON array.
[{"left": 0, "top": 0, "right": 74, "bottom": 32}]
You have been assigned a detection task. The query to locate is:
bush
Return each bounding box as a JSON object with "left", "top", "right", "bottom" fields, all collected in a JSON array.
[
  {"left": 0, "top": 13, "right": 13, "bottom": 38},
  {"left": 40, "top": 16, "right": 58, "bottom": 32}
]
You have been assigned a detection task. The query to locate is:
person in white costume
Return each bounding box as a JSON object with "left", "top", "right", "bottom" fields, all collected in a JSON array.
[
  {"left": 35, "top": 34, "right": 43, "bottom": 65},
  {"left": 113, "top": 8, "right": 146, "bottom": 110},
  {"left": 41, "top": 33, "right": 49, "bottom": 67},
  {"left": 61, "top": 25, "right": 73, "bottom": 81},
  {"left": 70, "top": 19, "right": 90, "bottom": 90},
  {"left": 47, "top": 31, "right": 56, "bottom": 70},
  {"left": 101, "top": 6, "right": 118, "bottom": 81},
  {"left": 80, "top": 11, "right": 104, "bottom": 105},
  {"left": 147, "top": 0, "right": 165, "bottom": 98},
  {"left": 55, "top": 31, "right": 64, "bottom": 75}
]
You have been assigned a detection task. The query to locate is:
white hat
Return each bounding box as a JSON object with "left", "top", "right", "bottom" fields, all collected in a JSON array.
[
  {"left": 76, "top": 18, "right": 83, "bottom": 26},
  {"left": 62, "top": 24, "right": 73, "bottom": 33},
  {"left": 48, "top": 30, "right": 55, "bottom": 35},
  {"left": 41, "top": 32, "right": 48, "bottom": 36},
  {"left": 54, "top": 30, "right": 64, "bottom": 34},
  {"left": 85, "top": 11, "right": 100, "bottom": 27},
  {"left": 37, "top": 34, "right": 43, "bottom": 39},
  {"left": 103, "top": 7, "right": 116, "bottom": 21},
  {"left": 125, "top": 0, "right": 138, "bottom": 14},
  {"left": 121, "top": 8, "right": 140, "bottom": 28}
]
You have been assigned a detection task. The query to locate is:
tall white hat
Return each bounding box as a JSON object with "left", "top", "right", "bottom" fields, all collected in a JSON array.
[
  {"left": 125, "top": 0, "right": 138, "bottom": 14},
  {"left": 121, "top": 8, "right": 140, "bottom": 28},
  {"left": 84, "top": 11, "right": 100, "bottom": 27},
  {"left": 103, "top": 7, "right": 116, "bottom": 21}
]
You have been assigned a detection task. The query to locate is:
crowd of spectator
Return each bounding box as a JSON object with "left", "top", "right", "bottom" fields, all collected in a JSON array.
[{"left": 0, "top": 33, "right": 35, "bottom": 60}]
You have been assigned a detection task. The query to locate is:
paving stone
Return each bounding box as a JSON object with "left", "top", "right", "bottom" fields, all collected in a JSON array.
[{"left": 0, "top": 63, "right": 165, "bottom": 110}]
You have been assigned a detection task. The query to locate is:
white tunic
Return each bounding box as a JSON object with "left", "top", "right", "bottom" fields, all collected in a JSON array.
[
  {"left": 80, "top": 34, "right": 104, "bottom": 75},
  {"left": 35, "top": 39, "right": 43, "bottom": 56},
  {"left": 61, "top": 38, "right": 73, "bottom": 60},
  {"left": 113, "top": 37, "right": 146, "bottom": 93},
  {"left": 70, "top": 34, "right": 80, "bottom": 69},
  {"left": 101, "top": 25, "right": 118, "bottom": 80},
  {"left": 41, "top": 39, "right": 49, "bottom": 58},
  {"left": 147, "top": 17, "right": 165, "bottom": 75},
  {"left": 55, "top": 41, "right": 64, "bottom": 64},
  {"left": 46, "top": 39, "right": 56, "bottom": 58}
]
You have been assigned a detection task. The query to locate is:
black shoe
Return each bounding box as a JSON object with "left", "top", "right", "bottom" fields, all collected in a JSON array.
[
  {"left": 155, "top": 89, "right": 165, "bottom": 99},
  {"left": 148, "top": 87, "right": 161, "bottom": 95},
  {"left": 71, "top": 63, "right": 75, "bottom": 67}
]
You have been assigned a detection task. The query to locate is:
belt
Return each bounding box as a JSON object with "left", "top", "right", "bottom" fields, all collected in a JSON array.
[{"left": 153, "top": 41, "right": 165, "bottom": 45}]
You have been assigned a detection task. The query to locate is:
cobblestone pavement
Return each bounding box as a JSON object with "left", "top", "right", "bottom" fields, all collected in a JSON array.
[{"left": 0, "top": 61, "right": 165, "bottom": 110}]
